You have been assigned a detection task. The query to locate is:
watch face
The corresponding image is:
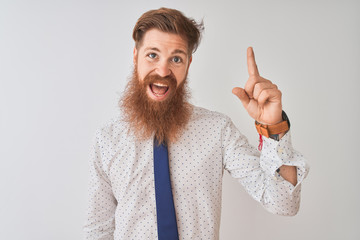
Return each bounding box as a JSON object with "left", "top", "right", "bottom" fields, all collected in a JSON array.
[
  {"left": 282, "top": 111, "right": 290, "bottom": 128},
  {"left": 270, "top": 134, "right": 280, "bottom": 141}
]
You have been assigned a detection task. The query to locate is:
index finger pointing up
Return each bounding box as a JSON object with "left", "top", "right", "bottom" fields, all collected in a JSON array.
[{"left": 247, "top": 47, "right": 260, "bottom": 76}]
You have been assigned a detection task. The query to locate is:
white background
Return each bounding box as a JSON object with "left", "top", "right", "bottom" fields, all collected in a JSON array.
[{"left": 1, "top": 0, "right": 359, "bottom": 239}]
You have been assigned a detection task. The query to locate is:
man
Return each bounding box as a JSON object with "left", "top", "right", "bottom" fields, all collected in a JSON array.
[{"left": 84, "top": 7, "right": 309, "bottom": 240}]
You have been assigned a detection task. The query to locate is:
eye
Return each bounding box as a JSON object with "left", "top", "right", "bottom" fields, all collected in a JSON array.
[
  {"left": 172, "top": 56, "right": 182, "bottom": 63},
  {"left": 148, "top": 53, "right": 157, "bottom": 59}
]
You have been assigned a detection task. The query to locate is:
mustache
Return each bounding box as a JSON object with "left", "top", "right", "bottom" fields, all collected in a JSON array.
[{"left": 142, "top": 73, "right": 177, "bottom": 87}]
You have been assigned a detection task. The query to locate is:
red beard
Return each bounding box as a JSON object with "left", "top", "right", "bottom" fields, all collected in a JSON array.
[{"left": 120, "top": 68, "right": 192, "bottom": 143}]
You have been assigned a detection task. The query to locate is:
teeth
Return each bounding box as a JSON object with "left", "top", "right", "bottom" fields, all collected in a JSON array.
[{"left": 153, "top": 82, "right": 168, "bottom": 87}]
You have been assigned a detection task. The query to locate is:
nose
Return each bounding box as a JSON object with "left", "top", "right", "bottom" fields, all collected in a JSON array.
[{"left": 155, "top": 60, "right": 171, "bottom": 77}]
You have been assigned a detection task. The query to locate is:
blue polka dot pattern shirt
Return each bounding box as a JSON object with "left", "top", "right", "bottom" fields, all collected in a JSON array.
[{"left": 84, "top": 106, "right": 309, "bottom": 239}]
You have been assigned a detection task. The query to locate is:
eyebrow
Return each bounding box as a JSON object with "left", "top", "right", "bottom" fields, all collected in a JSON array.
[
  {"left": 144, "top": 47, "right": 188, "bottom": 56},
  {"left": 171, "top": 49, "right": 187, "bottom": 56},
  {"left": 144, "top": 47, "right": 160, "bottom": 52}
]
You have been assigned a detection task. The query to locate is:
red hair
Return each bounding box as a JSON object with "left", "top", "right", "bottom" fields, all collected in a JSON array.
[{"left": 132, "top": 7, "right": 204, "bottom": 54}]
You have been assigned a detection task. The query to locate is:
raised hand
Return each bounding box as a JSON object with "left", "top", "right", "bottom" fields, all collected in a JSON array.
[{"left": 232, "top": 47, "right": 283, "bottom": 125}]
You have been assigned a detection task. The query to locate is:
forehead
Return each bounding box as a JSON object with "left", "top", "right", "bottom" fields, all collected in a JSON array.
[{"left": 139, "top": 29, "right": 189, "bottom": 54}]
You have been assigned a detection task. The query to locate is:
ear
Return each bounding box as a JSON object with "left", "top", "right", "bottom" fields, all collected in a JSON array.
[
  {"left": 133, "top": 47, "right": 138, "bottom": 65},
  {"left": 187, "top": 55, "right": 193, "bottom": 71}
]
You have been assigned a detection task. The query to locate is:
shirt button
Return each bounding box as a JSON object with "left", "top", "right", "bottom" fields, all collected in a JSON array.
[{"left": 278, "top": 148, "right": 283, "bottom": 154}]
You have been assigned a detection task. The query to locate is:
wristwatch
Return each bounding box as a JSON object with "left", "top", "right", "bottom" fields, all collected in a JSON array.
[{"left": 255, "top": 111, "right": 290, "bottom": 140}]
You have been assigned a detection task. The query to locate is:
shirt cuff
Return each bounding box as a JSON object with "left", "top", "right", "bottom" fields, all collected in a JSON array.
[{"left": 260, "top": 131, "right": 309, "bottom": 186}]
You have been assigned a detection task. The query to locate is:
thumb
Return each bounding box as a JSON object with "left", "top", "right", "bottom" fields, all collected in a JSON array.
[{"left": 232, "top": 87, "right": 250, "bottom": 108}]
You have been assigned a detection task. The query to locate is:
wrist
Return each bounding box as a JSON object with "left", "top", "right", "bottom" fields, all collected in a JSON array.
[{"left": 255, "top": 111, "right": 290, "bottom": 140}]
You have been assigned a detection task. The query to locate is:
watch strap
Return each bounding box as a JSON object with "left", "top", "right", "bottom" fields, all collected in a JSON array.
[{"left": 255, "top": 111, "right": 290, "bottom": 138}]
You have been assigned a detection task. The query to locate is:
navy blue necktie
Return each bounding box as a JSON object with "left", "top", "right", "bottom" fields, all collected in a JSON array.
[{"left": 153, "top": 138, "right": 179, "bottom": 240}]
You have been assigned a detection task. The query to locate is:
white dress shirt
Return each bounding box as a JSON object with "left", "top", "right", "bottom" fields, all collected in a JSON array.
[{"left": 84, "top": 106, "right": 309, "bottom": 240}]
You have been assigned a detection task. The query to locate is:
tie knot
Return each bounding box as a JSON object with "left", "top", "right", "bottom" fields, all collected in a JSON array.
[{"left": 154, "top": 137, "right": 167, "bottom": 148}]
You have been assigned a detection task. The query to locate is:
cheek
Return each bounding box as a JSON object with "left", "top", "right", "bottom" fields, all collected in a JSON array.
[
  {"left": 174, "top": 68, "right": 188, "bottom": 85},
  {"left": 136, "top": 62, "right": 150, "bottom": 81}
]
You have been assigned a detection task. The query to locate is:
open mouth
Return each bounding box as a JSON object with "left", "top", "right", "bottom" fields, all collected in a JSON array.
[{"left": 148, "top": 82, "right": 170, "bottom": 100}]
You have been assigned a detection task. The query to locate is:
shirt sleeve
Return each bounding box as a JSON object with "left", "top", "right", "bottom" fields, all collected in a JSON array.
[
  {"left": 83, "top": 131, "right": 117, "bottom": 239},
  {"left": 222, "top": 118, "right": 309, "bottom": 216}
]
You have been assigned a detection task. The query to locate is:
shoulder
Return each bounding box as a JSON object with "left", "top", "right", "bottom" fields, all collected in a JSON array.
[
  {"left": 93, "top": 114, "right": 132, "bottom": 145},
  {"left": 191, "top": 105, "right": 232, "bottom": 125},
  {"left": 186, "top": 105, "right": 234, "bottom": 135},
  {"left": 181, "top": 105, "right": 241, "bottom": 144}
]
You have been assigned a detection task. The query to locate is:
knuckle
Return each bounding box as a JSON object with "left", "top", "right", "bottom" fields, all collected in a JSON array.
[
  {"left": 263, "top": 89, "right": 271, "bottom": 95},
  {"left": 254, "top": 82, "right": 261, "bottom": 91}
]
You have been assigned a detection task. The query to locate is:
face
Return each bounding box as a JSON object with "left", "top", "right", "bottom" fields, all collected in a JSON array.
[{"left": 133, "top": 29, "right": 192, "bottom": 101}]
